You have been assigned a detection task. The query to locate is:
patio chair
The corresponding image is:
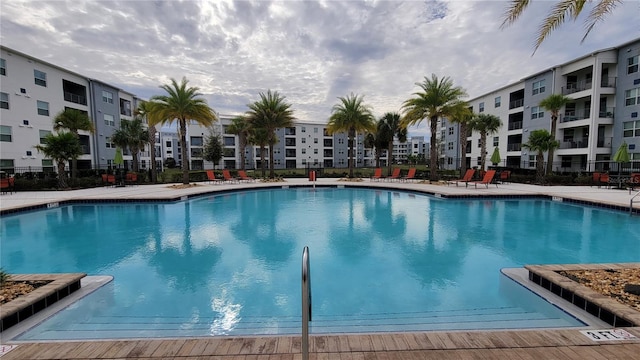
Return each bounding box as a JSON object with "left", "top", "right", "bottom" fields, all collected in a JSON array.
[
  {"left": 499, "top": 170, "right": 511, "bottom": 184},
  {"left": 592, "top": 172, "right": 602, "bottom": 187},
  {"left": 205, "top": 170, "right": 223, "bottom": 184},
  {"left": 598, "top": 173, "right": 612, "bottom": 189},
  {"left": 102, "top": 173, "right": 116, "bottom": 187},
  {"left": 469, "top": 169, "right": 497, "bottom": 188},
  {"left": 222, "top": 169, "right": 239, "bottom": 183},
  {"left": 0, "top": 177, "right": 15, "bottom": 194},
  {"left": 447, "top": 169, "right": 475, "bottom": 187},
  {"left": 370, "top": 168, "right": 384, "bottom": 181},
  {"left": 386, "top": 168, "right": 402, "bottom": 182},
  {"left": 629, "top": 173, "right": 640, "bottom": 190},
  {"left": 401, "top": 168, "right": 417, "bottom": 182},
  {"left": 238, "top": 170, "right": 256, "bottom": 182},
  {"left": 125, "top": 173, "right": 138, "bottom": 186}
]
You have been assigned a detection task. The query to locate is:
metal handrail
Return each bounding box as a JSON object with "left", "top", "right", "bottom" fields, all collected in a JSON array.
[
  {"left": 302, "top": 246, "right": 312, "bottom": 360},
  {"left": 631, "top": 191, "right": 640, "bottom": 214}
]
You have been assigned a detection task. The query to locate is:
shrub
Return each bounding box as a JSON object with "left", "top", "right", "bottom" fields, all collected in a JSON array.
[{"left": 0, "top": 269, "right": 11, "bottom": 287}]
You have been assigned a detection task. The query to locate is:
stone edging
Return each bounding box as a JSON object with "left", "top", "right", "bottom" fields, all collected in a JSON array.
[
  {"left": 526, "top": 263, "right": 640, "bottom": 327},
  {"left": 0, "top": 273, "right": 86, "bottom": 332}
]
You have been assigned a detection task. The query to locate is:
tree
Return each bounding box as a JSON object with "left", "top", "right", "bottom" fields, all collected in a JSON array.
[
  {"left": 52, "top": 108, "right": 94, "bottom": 178},
  {"left": 203, "top": 132, "right": 223, "bottom": 169},
  {"left": 539, "top": 94, "right": 571, "bottom": 174},
  {"left": 500, "top": 0, "right": 621, "bottom": 53},
  {"left": 137, "top": 101, "right": 159, "bottom": 183},
  {"left": 401, "top": 74, "right": 467, "bottom": 181},
  {"left": 111, "top": 117, "right": 149, "bottom": 172},
  {"left": 150, "top": 77, "right": 217, "bottom": 184},
  {"left": 245, "top": 90, "right": 295, "bottom": 178},
  {"left": 364, "top": 122, "right": 389, "bottom": 168},
  {"left": 470, "top": 113, "right": 503, "bottom": 171},
  {"left": 326, "top": 93, "right": 377, "bottom": 178},
  {"left": 248, "top": 128, "right": 270, "bottom": 177},
  {"left": 523, "top": 129, "right": 560, "bottom": 184},
  {"left": 34, "top": 132, "right": 82, "bottom": 188},
  {"left": 447, "top": 101, "right": 474, "bottom": 177},
  {"left": 379, "top": 112, "right": 407, "bottom": 175},
  {"left": 226, "top": 115, "right": 252, "bottom": 171}
]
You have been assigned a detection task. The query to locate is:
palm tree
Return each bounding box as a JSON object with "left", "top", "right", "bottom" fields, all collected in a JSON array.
[
  {"left": 470, "top": 113, "right": 503, "bottom": 171},
  {"left": 326, "top": 93, "right": 376, "bottom": 178},
  {"left": 53, "top": 108, "right": 94, "bottom": 178},
  {"left": 379, "top": 112, "right": 407, "bottom": 175},
  {"left": 500, "top": 0, "right": 621, "bottom": 53},
  {"left": 539, "top": 94, "right": 571, "bottom": 175},
  {"left": 245, "top": 90, "right": 295, "bottom": 178},
  {"left": 150, "top": 77, "right": 218, "bottom": 184},
  {"left": 248, "top": 127, "right": 270, "bottom": 177},
  {"left": 136, "top": 101, "right": 159, "bottom": 183},
  {"left": 447, "top": 101, "right": 474, "bottom": 177},
  {"left": 35, "top": 132, "right": 82, "bottom": 188},
  {"left": 401, "top": 74, "right": 467, "bottom": 181},
  {"left": 364, "top": 121, "right": 390, "bottom": 168},
  {"left": 226, "top": 115, "right": 253, "bottom": 171},
  {"left": 523, "top": 129, "right": 560, "bottom": 184},
  {"left": 111, "top": 117, "right": 149, "bottom": 172}
]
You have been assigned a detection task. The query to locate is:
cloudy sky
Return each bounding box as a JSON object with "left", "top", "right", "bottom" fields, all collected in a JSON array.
[{"left": 1, "top": 0, "right": 639, "bottom": 136}]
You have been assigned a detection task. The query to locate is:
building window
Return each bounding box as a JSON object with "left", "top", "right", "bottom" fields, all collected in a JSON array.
[
  {"left": 34, "top": 69, "right": 47, "bottom": 87},
  {"left": 42, "top": 159, "right": 54, "bottom": 172},
  {"left": 314, "top": 149, "right": 318, "bottom": 154},
  {"left": 532, "top": 79, "right": 545, "bottom": 95},
  {"left": 448, "top": 127, "right": 454, "bottom": 135},
  {"left": 0, "top": 159, "right": 15, "bottom": 172},
  {"left": 531, "top": 106, "right": 544, "bottom": 119},
  {"left": 0, "top": 58, "right": 5, "bottom": 76},
  {"left": 223, "top": 137, "right": 235, "bottom": 146},
  {"left": 493, "top": 136, "right": 499, "bottom": 146},
  {"left": 190, "top": 136, "right": 203, "bottom": 146},
  {"left": 623, "top": 121, "right": 640, "bottom": 137},
  {"left": 102, "top": 90, "right": 114, "bottom": 104},
  {"left": 447, "top": 142, "right": 453, "bottom": 150},
  {"left": 301, "top": 126, "right": 306, "bottom": 133},
  {"left": 625, "top": 88, "right": 640, "bottom": 106},
  {"left": 166, "top": 141, "right": 172, "bottom": 148},
  {"left": 302, "top": 148, "right": 306, "bottom": 154},
  {"left": 529, "top": 155, "right": 536, "bottom": 167},
  {"left": 479, "top": 102, "right": 485, "bottom": 112},
  {"left": 495, "top": 96, "right": 501, "bottom": 108},
  {"left": 0, "top": 92, "right": 8, "bottom": 109},
  {"left": 120, "top": 99, "right": 132, "bottom": 116},
  {"left": 23, "top": 119, "right": 29, "bottom": 126},
  {"left": 301, "top": 138, "right": 306, "bottom": 144},
  {"left": 104, "top": 114, "right": 115, "bottom": 126},
  {"left": 314, "top": 138, "right": 318, "bottom": 144},
  {"left": 39, "top": 129, "right": 51, "bottom": 143},
  {"left": 0, "top": 125, "right": 12, "bottom": 142},
  {"left": 314, "top": 127, "right": 318, "bottom": 133},
  {"left": 629, "top": 55, "right": 639, "bottom": 74},
  {"left": 37, "top": 100, "right": 49, "bottom": 116}
]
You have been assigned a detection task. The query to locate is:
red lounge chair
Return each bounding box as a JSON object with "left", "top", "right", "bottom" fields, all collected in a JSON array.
[
  {"left": 125, "top": 173, "right": 137, "bottom": 186},
  {"left": 370, "top": 168, "right": 383, "bottom": 181},
  {"left": 0, "top": 177, "right": 15, "bottom": 194},
  {"left": 470, "top": 170, "right": 497, "bottom": 188},
  {"left": 499, "top": 170, "right": 511, "bottom": 184},
  {"left": 222, "top": 169, "right": 239, "bottom": 183},
  {"left": 598, "top": 173, "right": 611, "bottom": 189},
  {"left": 386, "top": 168, "right": 401, "bottom": 182},
  {"left": 238, "top": 170, "right": 256, "bottom": 182},
  {"left": 102, "top": 174, "right": 116, "bottom": 186},
  {"left": 206, "top": 170, "right": 223, "bottom": 184},
  {"left": 401, "top": 168, "right": 417, "bottom": 182},
  {"left": 448, "top": 169, "right": 475, "bottom": 187}
]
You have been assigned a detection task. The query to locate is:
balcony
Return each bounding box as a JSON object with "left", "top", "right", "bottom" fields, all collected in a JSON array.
[
  {"left": 561, "top": 109, "right": 590, "bottom": 123},
  {"left": 597, "top": 137, "right": 612, "bottom": 148},
  {"left": 64, "top": 92, "right": 87, "bottom": 105},
  {"left": 507, "top": 143, "right": 521, "bottom": 151},
  {"left": 601, "top": 77, "right": 617, "bottom": 88},
  {"left": 598, "top": 107, "right": 615, "bottom": 118},
  {"left": 562, "top": 80, "right": 592, "bottom": 95},
  {"left": 509, "top": 99, "right": 524, "bottom": 109},
  {"left": 508, "top": 121, "right": 523, "bottom": 130},
  {"left": 559, "top": 137, "right": 588, "bottom": 149}
]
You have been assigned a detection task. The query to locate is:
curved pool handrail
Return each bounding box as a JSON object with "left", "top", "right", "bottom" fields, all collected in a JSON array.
[{"left": 302, "top": 246, "right": 312, "bottom": 360}]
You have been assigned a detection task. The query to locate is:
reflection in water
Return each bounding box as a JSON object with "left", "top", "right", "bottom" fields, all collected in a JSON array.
[{"left": 210, "top": 289, "right": 242, "bottom": 335}]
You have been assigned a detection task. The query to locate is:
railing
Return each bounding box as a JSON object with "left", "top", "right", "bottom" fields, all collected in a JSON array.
[
  {"left": 559, "top": 137, "right": 589, "bottom": 149},
  {"left": 601, "top": 77, "right": 617, "bottom": 88},
  {"left": 508, "top": 121, "right": 523, "bottom": 130},
  {"left": 630, "top": 191, "right": 640, "bottom": 214},
  {"left": 561, "top": 110, "right": 590, "bottom": 122},
  {"left": 598, "top": 107, "right": 615, "bottom": 118},
  {"left": 63, "top": 91, "right": 87, "bottom": 105},
  {"left": 507, "top": 143, "right": 521, "bottom": 151},
  {"left": 597, "top": 137, "right": 612, "bottom": 148},
  {"left": 562, "top": 80, "right": 593, "bottom": 95},
  {"left": 302, "top": 246, "right": 312, "bottom": 360},
  {"left": 509, "top": 99, "right": 524, "bottom": 109}
]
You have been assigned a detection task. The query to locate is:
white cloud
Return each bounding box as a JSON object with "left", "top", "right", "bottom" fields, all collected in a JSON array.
[{"left": 1, "top": 0, "right": 638, "bottom": 134}]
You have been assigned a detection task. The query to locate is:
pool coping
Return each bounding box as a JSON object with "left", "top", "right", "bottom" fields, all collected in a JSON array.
[
  {"left": 526, "top": 263, "right": 640, "bottom": 327},
  {"left": 0, "top": 273, "right": 86, "bottom": 332}
]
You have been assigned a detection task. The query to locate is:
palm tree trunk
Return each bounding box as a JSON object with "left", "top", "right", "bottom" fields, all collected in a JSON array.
[
  {"left": 269, "top": 142, "right": 275, "bottom": 178},
  {"left": 179, "top": 119, "right": 189, "bottom": 184},
  {"left": 57, "top": 161, "right": 67, "bottom": 188},
  {"left": 149, "top": 126, "right": 157, "bottom": 183},
  {"left": 480, "top": 131, "right": 487, "bottom": 171},
  {"left": 537, "top": 152, "right": 545, "bottom": 184},
  {"left": 239, "top": 136, "right": 247, "bottom": 171},
  {"left": 546, "top": 114, "right": 558, "bottom": 175},
  {"left": 132, "top": 151, "right": 139, "bottom": 173},
  {"left": 429, "top": 116, "right": 438, "bottom": 181},
  {"left": 375, "top": 150, "right": 381, "bottom": 168},
  {"left": 387, "top": 142, "right": 394, "bottom": 176},
  {"left": 348, "top": 134, "right": 354, "bottom": 178},
  {"left": 459, "top": 122, "right": 468, "bottom": 177},
  {"left": 260, "top": 145, "right": 266, "bottom": 177},
  {"left": 71, "top": 130, "right": 79, "bottom": 179}
]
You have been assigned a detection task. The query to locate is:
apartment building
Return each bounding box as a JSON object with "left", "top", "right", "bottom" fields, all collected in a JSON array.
[
  {"left": 0, "top": 46, "right": 151, "bottom": 173},
  {"left": 441, "top": 38, "right": 640, "bottom": 173}
]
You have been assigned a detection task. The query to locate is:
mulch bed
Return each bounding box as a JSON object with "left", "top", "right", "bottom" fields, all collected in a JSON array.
[
  {"left": 0, "top": 280, "right": 51, "bottom": 304},
  {"left": 558, "top": 268, "right": 640, "bottom": 311}
]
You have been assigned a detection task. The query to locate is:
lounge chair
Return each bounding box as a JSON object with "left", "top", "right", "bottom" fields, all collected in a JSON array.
[
  {"left": 222, "top": 169, "right": 239, "bottom": 183},
  {"left": 499, "top": 170, "right": 511, "bottom": 184},
  {"left": 205, "top": 170, "right": 223, "bottom": 184},
  {"left": 448, "top": 169, "right": 475, "bottom": 187},
  {"left": 629, "top": 173, "right": 640, "bottom": 190},
  {"left": 401, "top": 168, "right": 417, "bottom": 182},
  {"left": 470, "top": 169, "right": 497, "bottom": 188},
  {"left": 238, "top": 170, "right": 256, "bottom": 182},
  {"left": 125, "top": 173, "right": 138, "bottom": 186},
  {"left": 0, "top": 177, "right": 15, "bottom": 194},
  {"left": 370, "top": 168, "right": 383, "bottom": 181},
  {"left": 592, "top": 172, "right": 602, "bottom": 187},
  {"left": 598, "top": 173, "right": 611, "bottom": 189},
  {"left": 386, "top": 168, "right": 401, "bottom": 182},
  {"left": 102, "top": 173, "right": 116, "bottom": 186}
]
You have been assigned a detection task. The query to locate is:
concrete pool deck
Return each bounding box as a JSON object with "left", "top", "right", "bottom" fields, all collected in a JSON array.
[{"left": 1, "top": 178, "right": 639, "bottom": 359}]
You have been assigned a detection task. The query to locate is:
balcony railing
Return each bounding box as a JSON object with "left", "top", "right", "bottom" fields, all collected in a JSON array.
[
  {"left": 597, "top": 137, "right": 612, "bottom": 148},
  {"left": 598, "top": 107, "right": 615, "bottom": 118},
  {"left": 508, "top": 121, "right": 523, "bottom": 130},
  {"left": 507, "top": 143, "right": 521, "bottom": 151},
  {"left": 561, "top": 109, "right": 591, "bottom": 122},
  {"left": 559, "top": 137, "right": 588, "bottom": 149},
  {"left": 64, "top": 92, "right": 87, "bottom": 105},
  {"left": 600, "top": 77, "right": 617, "bottom": 88},
  {"left": 562, "top": 80, "right": 592, "bottom": 95},
  {"left": 509, "top": 99, "right": 524, "bottom": 109}
]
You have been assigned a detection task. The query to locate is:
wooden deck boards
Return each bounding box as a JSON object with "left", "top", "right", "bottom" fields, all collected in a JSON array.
[{"left": 3, "top": 328, "right": 640, "bottom": 359}]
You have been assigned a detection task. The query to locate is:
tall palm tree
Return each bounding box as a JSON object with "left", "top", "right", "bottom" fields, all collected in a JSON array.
[
  {"left": 379, "top": 112, "right": 407, "bottom": 175},
  {"left": 470, "top": 113, "right": 503, "bottom": 172},
  {"left": 35, "top": 132, "right": 82, "bottom": 189},
  {"left": 248, "top": 127, "right": 270, "bottom": 177},
  {"left": 226, "top": 115, "right": 253, "bottom": 171},
  {"left": 401, "top": 74, "right": 467, "bottom": 181},
  {"left": 245, "top": 90, "right": 295, "bottom": 178},
  {"left": 53, "top": 108, "right": 94, "bottom": 178},
  {"left": 150, "top": 77, "right": 218, "bottom": 184},
  {"left": 326, "top": 93, "right": 376, "bottom": 178},
  {"left": 364, "top": 121, "right": 391, "bottom": 168},
  {"left": 111, "top": 117, "right": 149, "bottom": 172},
  {"left": 447, "top": 101, "right": 474, "bottom": 177},
  {"left": 136, "top": 101, "right": 159, "bottom": 183},
  {"left": 539, "top": 94, "right": 571, "bottom": 175},
  {"left": 500, "top": 0, "right": 621, "bottom": 53},
  {"left": 523, "top": 129, "right": 560, "bottom": 184}
]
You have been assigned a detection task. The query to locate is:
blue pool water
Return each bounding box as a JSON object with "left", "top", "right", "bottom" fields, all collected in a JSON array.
[{"left": 2, "top": 188, "right": 639, "bottom": 340}]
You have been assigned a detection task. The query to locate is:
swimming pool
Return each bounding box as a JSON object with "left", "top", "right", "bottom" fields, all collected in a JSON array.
[{"left": 2, "top": 187, "right": 639, "bottom": 339}]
